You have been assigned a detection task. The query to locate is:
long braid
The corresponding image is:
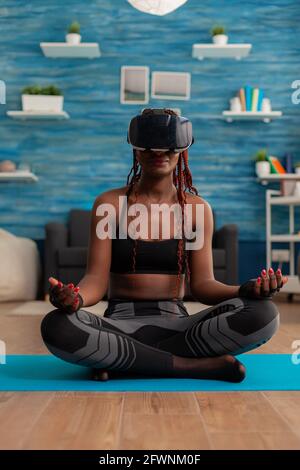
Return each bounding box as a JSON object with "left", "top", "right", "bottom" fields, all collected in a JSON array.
[
  {"left": 173, "top": 152, "right": 185, "bottom": 300},
  {"left": 125, "top": 149, "right": 140, "bottom": 274},
  {"left": 126, "top": 108, "right": 199, "bottom": 299}
]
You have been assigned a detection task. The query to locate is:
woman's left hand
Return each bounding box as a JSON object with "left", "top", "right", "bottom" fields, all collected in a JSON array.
[{"left": 238, "top": 267, "right": 289, "bottom": 299}]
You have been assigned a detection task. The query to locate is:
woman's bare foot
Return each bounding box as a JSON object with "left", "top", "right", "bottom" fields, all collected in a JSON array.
[
  {"left": 90, "top": 356, "right": 246, "bottom": 383},
  {"left": 91, "top": 369, "right": 109, "bottom": 381},
  {"left": 172, "top": 354, "right": 246, "bottom": 383}
]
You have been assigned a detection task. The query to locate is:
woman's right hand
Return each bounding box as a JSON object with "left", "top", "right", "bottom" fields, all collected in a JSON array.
[{"left": 48, "top": 277, "right": 83, "bottom": 314}]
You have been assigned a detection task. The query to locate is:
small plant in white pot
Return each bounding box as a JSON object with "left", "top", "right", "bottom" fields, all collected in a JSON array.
[
  {"left": 254, "top": 149, "right": 270, "bottom": 177},
  {"left": 21, "top": 85, "right": 63, "bottom": 112},
  {"left": 211, "top": 25, "right": 228, "bottom": 45},
  {"left": 294, "top": 162, "right": 300, "bottom": 175},
  {"left": 66, "top": 21, "right": 81, "bottom": 44}
]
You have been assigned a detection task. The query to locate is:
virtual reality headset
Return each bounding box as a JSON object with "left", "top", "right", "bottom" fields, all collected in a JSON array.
[{"left": 127, "top": 109, "right": 194, "bottom": 153}]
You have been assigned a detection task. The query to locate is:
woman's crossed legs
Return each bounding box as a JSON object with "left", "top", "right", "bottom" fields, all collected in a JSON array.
[{"left": 40, "top": 297, "right": 279, "bottom": 382}]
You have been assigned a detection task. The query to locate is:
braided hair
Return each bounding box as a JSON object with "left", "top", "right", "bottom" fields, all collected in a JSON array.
[{"left": 126, "top": 108, "right": 199, "bottom": 300}]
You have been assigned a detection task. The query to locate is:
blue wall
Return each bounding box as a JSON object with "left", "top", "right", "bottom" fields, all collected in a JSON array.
[{"left": 0, "top": 0, "right": 300, "bottom": 279}]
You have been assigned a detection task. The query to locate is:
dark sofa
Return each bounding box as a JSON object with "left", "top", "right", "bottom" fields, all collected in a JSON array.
[{"left": 44, "top": 208, "right": 238, "bottom": 300}]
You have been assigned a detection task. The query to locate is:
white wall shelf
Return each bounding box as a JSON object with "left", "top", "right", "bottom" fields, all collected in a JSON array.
[
  {"left": 270, "top": 234, "right": 300, "bottom": 242},
  {"left": 257, "top": 174, "right": 300, "bottom": 183},
  {"left": 266, "top": 189, "right": 300, "bottom": 295},
  {"left": 192, "top": 44, "right": 252, "bottom": 60},
  {"left": 0, "top": 170, "right": 38, "bottom": 182},
  {"left": 269, "top": 196, "right": 300, "bottom": 206},
  {"left": 257, "top": 174, "right": 300, "bottom": 194},
  {"left": 151, "top": 71, "right": 191, "bottom": 100},
  {"left": 40, "top": 43, "right": 101, "bottom": 59},
  {"left": 223, "top": 111, "right": 282, "bottom": 123},
  {"left": 7, "top": 110, "right": 70, "bottom": 120}
]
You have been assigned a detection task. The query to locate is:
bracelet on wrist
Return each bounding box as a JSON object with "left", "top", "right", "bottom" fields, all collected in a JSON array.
[{"left": 76, "top": 293, "right": 84, "bottom": 311}]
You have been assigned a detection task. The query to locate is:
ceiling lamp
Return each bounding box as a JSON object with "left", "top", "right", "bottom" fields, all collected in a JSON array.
[{"left": 127, "top": 0, "right": 188, "bottom": 16}]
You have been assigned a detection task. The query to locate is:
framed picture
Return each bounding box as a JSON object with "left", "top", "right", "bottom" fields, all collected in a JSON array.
[
  {"left": 120, "top": 66, "right": 149, "bottom": 104},
  {"left": 151, "top": 72, "right": 191, "bottom": 100}
]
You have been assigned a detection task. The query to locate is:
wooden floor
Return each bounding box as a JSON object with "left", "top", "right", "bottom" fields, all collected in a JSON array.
[{"left": 0, "top": 295, "right": 300, "bottom": 450}]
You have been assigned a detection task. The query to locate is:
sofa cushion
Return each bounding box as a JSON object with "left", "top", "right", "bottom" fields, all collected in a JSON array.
[
  {"left": 58, "top": 247, "right": 88, "bottom": 266},
  {"left": 212, "top": 248, "right": 225, "bottom": 267},
  {"left": 69, "top": 209, "right": 91, "bottom": 247}
]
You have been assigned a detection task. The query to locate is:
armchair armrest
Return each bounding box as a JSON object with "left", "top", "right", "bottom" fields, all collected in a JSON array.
[
  {"left": 44, "top": 222, "right": 68, "bottom": 293},
  {"left": 213, "top": 224, "right": 238, "bottom": 285}
]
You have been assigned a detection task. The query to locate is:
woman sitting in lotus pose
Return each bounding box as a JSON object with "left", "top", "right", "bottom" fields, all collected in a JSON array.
[{"left": 41, "top": 108, "right": 287, "bottom": 383}]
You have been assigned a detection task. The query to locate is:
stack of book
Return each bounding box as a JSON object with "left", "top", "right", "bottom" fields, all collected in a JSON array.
[
  {"left": 267, "top": 155, "right": 286, "bottom": 174},
  {"left": 265, "top": 155, "right": 298, "bottom": 196},
  {"left": 237, "top": 86, "right": 265, "bottom": 112}
]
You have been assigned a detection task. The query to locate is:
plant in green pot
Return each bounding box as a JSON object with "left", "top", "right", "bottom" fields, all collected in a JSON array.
[
  {"left": 21, "top": 85, "right": 63, "bottom": 113},
  {"left": 66, "top": 21, "right": 81, "bottom": 45},
  {"left": 211, "top": 25, "right": 228, "bottom": 45},
  {"left": 254, "top": 149, "right": 270, "bottom": 177}
]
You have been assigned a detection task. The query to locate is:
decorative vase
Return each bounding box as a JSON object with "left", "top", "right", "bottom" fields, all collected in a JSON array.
[
  {"left": 0, "top": 160, "right": 16, "bottom": 172},
  {"left": 65, "top": 33, "right": 81, "bottom": 45},
  {"left": 230, "top": 97, "right": 242, "bottom": 112},
  {"left": 283, "top": 153, "right": 294, "bottom": 173},
  {"left": 295, "top": 167, "right": 300, "bottom": 175},
  {"left": 256, "top": 161, "right": 270, "bottom": 177},
  {"left": 212, "top": 34, "right": 228, "bottom": 45},
  {"left": 261, "top": 98, "right": 272, "bottom": 113}
]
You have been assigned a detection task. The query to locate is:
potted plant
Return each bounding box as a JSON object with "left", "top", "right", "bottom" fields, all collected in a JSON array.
[
  {"left": 294, "top": 162, "right": 300, "bottom": 175},
  {"left": 66, "top": 21, "right": 81, "bottom": 45},
  {"left": 21, "top": 85, "right": 63, "bottom": 112},
  {"left": 254, "top": 149, "right": 270, "bottom": 177},
  {"left": 211, "top": 25, "right": 228, "bottom": 45}
]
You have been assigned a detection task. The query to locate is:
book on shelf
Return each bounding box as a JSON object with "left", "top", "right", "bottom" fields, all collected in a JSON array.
[
  {"left": 240, "top": 86, "right": 265, "bottom": 112},
  {"left": 244, "top": 85, "right": 252, "bottom": 111},
  {"left": 239, "top": 88, "right": 246, "bottom": 111},
  {"left": 257, "top": 89, "right": 264, "bottom": 111},
  {"left": 282, "top": 153, "right": 294, "bottom": 173},
  {"left": 267, "top": 155, "right": 287, "bottom": 174},
  {"left": 251, "top": 88, "right": 259, "bottom": 112}
]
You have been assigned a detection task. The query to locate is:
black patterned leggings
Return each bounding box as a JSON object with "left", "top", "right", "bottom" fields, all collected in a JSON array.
[{"left": 40, "top": 296, "right": 280, "bottom": 377}]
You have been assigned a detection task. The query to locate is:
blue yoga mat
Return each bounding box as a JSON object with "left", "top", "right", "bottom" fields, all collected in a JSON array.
[{"left": 0, "top": 355, "right": 299, "bottom": 391}]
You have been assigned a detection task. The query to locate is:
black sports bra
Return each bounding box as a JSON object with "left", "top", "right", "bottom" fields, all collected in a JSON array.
[{"left": 110, "top": 225, "right": 187, "bottom": 275}]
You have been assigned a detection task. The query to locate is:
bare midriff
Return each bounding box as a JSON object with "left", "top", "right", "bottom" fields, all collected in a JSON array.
[{"left": 107, "top": 272, "right": 186, "bottom": 300}]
